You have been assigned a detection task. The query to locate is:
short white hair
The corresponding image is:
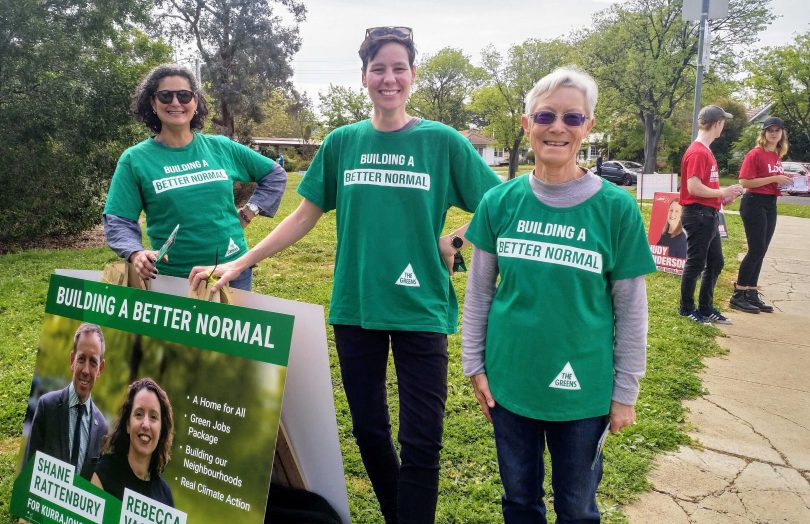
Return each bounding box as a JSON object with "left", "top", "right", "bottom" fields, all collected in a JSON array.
[{"left": 524, "top": 66, "right": 598, "bottom": 117}]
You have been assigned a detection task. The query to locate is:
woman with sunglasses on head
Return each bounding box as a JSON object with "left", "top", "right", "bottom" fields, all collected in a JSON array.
[
  {"left": 730, "top": 117, "right": 792, "bottom": 313},
  {"left": 190, "top": 27, "right": 500, "bottom": 523},
  {"left": 103, "top": 64, "right": 286, "bottom": 290},
  {"left": 462, "top": 67, "right": 656, "bottom": 523}
]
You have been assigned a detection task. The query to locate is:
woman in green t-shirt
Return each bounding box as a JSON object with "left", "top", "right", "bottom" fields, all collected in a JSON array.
[
  {"left": 190, "top": 28, "right": 500, "bottom": 522},
  {"left": 463, "top": 68, "right": 656, "bottom": 522},
  {"left": 103, "top": 64, "right": 287, "bottom": 290}
]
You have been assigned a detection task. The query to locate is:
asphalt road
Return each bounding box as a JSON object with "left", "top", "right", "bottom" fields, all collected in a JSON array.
[{"left": 781, "top": 194, "right": 810, "bottom": 205}]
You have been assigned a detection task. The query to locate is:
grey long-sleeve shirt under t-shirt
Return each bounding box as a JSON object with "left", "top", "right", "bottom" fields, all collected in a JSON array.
[
  {"left": 461, "top": 171, "right": 648, "bottom": 406},
  {"left": 104, "top": 162, "right": 287, "bottom": 261}
]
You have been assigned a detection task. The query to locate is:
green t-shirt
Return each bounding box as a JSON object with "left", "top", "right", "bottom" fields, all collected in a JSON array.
[
  {"left": 297, "top": 119, "right": 502, "bottom": 333},
  {"left": 104, "top": 134, "right": 275, "bottom": 277},
  {"left": 466, "top": 174, "right": 656, "bottom": 420}
]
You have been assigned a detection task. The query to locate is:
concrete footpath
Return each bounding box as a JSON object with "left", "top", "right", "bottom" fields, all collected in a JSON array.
[{"left": 626, "top": 215, "right": 810, "bottom": 522}]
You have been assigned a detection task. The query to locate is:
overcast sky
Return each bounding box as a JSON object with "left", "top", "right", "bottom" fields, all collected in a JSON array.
[{"left": 290, "top": 0, "right": 810, "bottom": 112}]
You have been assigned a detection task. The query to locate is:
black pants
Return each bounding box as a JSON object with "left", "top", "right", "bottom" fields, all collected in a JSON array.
[
  {"left": 333, "top": 325, "right": 448, "bottom": 524},
  {"left": 680, "top": 204, "right": 724, "bottom": 314},
  {"left": 737, "top": 192, "right": 777, "bottom": 287}
]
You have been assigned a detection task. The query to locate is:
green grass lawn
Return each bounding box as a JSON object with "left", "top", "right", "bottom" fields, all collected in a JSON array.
[{"left": 0, "top": 173, "right": 754, "bottom": 523}]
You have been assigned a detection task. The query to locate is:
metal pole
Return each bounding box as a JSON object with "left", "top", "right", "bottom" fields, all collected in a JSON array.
[{"left": 691, "top": 0, "right": 710, "bottom": 140}]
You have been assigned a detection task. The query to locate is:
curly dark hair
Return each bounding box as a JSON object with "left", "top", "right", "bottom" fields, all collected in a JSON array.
[
  {"left": 358, "top": 33, "right": 416, "bottom": 71},
  {"left": 131, "top": 63, "right": 209, "bottom": 133},
  {"left": 103, "top": 378, "right": 174, "bottom": 475}
]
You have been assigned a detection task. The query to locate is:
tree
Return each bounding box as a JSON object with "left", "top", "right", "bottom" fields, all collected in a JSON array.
[
  {"left": 746, "top": 31, "right": 810, "bottom": 159},
  {"left": 580, "top": 0, "right": 771, "bottom": 174},
  {"left": 156, "top": 0, "right": 306, "bottom": 138},
  {"left": 407, "top": 47, "right": 486, "bottom": 129},
  {"left": 478, "top": 39, "right": 576, "bottom": 178},
  {"left": 0, "top": 0, "right": 171, "bottom": 244},
  {"left": 318, "top": 84, "right": 372, "bottom": 132}
]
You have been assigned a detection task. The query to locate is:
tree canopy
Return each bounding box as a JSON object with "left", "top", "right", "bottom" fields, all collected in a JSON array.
[
  {"left": 156, "top": 0, "right": 306, "bottom": 139},
  {"left": 580, "top": 0, "right": 771, "bottom": 173},
  {"left": 318, "top": 84, "right": 372, "bottom": 132},
  {"left": 746, "top": 31, "right": 810, "bottom": 159},
  {"left": 0, "top": 0, "right": 171, "bottom": 244},
  {"left": 408, "top": 47, "right": 486, "bottom": 129}
]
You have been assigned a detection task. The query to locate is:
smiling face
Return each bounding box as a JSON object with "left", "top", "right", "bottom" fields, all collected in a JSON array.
[
  {"left": 151, "top": 75, "right": 197, "bottom": 131},
  {"left": 70, "top": 332, "right": 104, "bottom": 402},
  {"left": 522, "top": 86, "right": 594, "bottom": 170},
  {"left": 362, "top": 41, "right": 415, "bottom": 115},
  {"left": 667, "top": 200, "right": 683, "bottom": 229},
  {"left": 127, "top": 389, "right": 162, "bottom": 460}
]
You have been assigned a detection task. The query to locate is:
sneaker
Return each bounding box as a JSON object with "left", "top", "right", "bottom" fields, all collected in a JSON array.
[
  {"left": 682, "top": 309, "right": 711, "bottom": 325},
  {"left": 729, "top": 290, "right": 761, "bottom": 314},
  {"left": 702, "top": 308, "right": 733, "bottom": 325},
  {"left": 745, "top": 289, "right": 774, "bottom": 313}
]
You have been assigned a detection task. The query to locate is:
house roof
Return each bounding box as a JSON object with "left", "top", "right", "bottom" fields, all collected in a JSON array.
[
  {"left": 459, "top": 130, "right": 496, "bottom": 146},
  {"left": 747, "top": 102, "right": 774, "bottom": 123}
]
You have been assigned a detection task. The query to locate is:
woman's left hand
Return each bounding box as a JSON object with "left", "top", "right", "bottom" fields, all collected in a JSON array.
[
  {"left": 438, "top": 235, "right": 456, "bottom": 274},
  {"left": 609, "top": 401, "right": 636, "bottom": 433}
]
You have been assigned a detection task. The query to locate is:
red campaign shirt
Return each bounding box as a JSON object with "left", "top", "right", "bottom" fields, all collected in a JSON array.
[
  {"left": 739, "top": 147, "right": 782, "bottom": 196},
  {"left": 680, "top": 141, "right": 721, "bottom": 209}
]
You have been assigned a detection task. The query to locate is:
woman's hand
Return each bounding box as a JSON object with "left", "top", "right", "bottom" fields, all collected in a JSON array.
[
  {"left": 189, "top": 260, "right": 244, "bottom": 292},
  {"left": 774, "top": 175, "right": 792, "bottom": 186},
  {"left": 609, "top": 400, "right": 636, "bottom": 433},
  {"left": 129, "top": 250, "right": 166, "bottom": 280},
  {"left": 470, "top": 373, "right": 496, "bottom": 423},
  {"left": 438, "top": 235, "right": 456, "bottom": 274}
]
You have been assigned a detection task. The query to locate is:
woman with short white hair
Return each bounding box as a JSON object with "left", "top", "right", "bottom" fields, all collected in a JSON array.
[{"left": 462, "top": 67, "right": 656, "bottom": 522}]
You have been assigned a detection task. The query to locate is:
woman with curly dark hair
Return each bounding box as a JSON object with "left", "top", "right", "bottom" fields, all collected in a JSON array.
[
  {"left": 91, "top": 378, "right": 175, "bottom": 506},
  {"left": 103, "top": 63, "right": 286, "bottom": 290}
]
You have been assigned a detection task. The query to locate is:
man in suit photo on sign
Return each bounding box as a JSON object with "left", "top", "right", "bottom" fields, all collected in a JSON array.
[{"left": 24, "top": 323, "right": 109, "bottom": 480}]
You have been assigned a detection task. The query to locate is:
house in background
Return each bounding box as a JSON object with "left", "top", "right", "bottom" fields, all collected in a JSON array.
[
  {"left": 459, "top": 130, "right": 509, "bottom": 166},
  {"left": 578, "top": 131, "right": 608, "bottom": 164},
  {"left": 747, "top": 102, "right": 774, "bottom": 125}
]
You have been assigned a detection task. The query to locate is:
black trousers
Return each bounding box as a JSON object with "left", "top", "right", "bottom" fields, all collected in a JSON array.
[
  {"left": 680, "top": 204, "right": 724, "bottom": 314},
  {"left": 737, "top": 192, "right": 778, "bottom": 287},
  {"left": 333, "top": 325, "right": 448, "bottom": 524}
]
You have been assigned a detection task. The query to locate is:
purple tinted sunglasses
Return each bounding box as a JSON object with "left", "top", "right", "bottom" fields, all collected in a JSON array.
[{"left": 530, "top": 111, "right": 589, "bottom": 127}]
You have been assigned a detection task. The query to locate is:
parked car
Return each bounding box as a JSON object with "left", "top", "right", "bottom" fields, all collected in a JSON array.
[
  {"left": 597, "top": 160, "right": 642, "bottom": 186},
  {"left": 781, "top": 161, "right": 810, "bottom": 196}
]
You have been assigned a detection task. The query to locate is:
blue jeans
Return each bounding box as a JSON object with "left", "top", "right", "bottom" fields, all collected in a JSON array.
[
  {"left": 229, "top": 266, "right": 253, "bottom": 291},
  {"left": 491, "top": 405, "right": 607, "bottom": 524},
  {"left": 333, "top": 325, "right": 448, "bottom": 524}
]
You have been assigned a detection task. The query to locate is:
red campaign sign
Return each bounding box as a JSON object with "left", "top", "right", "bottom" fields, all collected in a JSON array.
[{"left": 648, "top": 192, "right": 687, "bottom": 276}]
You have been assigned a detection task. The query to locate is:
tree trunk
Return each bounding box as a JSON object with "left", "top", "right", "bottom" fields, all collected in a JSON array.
[
  {"left": 220, "top": 100, "right": 235, "bottom": 139},
  {"left": 508, "top": 128, "right": 525, "bottom": 180},
  {"left": 642, "top": 113, "right": 664, "bottom": 174}
]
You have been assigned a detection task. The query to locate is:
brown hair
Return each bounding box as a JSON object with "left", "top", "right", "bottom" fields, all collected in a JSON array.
[
  {"left": 131, "top": 63, "right": 209, "bottom": 133},
  {"left": 103, "top": 378, "right": 174, "bottom": 475},
  {"left": 358, "top": 34, "right": 416, "bottom": 71},
  {"left": 756, "top": 126, "right": 790, "bottom": 158}
]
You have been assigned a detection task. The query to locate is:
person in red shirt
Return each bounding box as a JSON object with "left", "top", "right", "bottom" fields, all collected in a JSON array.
[
  {"left": 730, "top": 117, "right": 792, "bottom": 313},
  {"left": 678, "top": 105, "right": 743, "bottom": 324}
]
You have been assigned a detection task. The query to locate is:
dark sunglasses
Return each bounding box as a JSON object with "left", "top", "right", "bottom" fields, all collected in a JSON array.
[
  {"left": 365, "top": 26, "right": 413, "bottom": 40},
  {"left": 154, "top": 89, "right": 195, "bottom": 104},
  {"left": 530, "top": 111, "right": 589, "bottom": 127}
]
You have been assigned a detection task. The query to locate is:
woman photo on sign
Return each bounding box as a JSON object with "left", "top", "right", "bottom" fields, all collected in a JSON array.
[
  {"left": 103, "top": 63, "right": 287, "bottom": 290},
  {"left": 656, "top": 197, "right": 687, "bottom": 259},
  {"left": 462, "top": 67, "right": 656, "bottom": 522},
  {"left": 190, "top": 26, "right": 501, "bottom": 522},
  {"left": 91, "top": 378, "right": 175, "bottom": 506},
  {"left": 730, "top": 117, "right": 792, "bottom": 314}
]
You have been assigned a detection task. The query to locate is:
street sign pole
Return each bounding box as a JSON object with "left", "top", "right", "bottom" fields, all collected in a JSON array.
[{"left": 690, "top": 0, "right": 710, "bottom": 140}]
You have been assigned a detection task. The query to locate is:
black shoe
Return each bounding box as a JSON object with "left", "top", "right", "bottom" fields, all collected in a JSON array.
[
  {"left": 745, "top": 289, "right": 774, "bottom": 313},
  {"left": 729, "top": 291, "right": 760, "bottom": 313}
]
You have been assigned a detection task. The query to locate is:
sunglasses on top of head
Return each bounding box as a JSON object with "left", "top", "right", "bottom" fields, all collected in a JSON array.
[
  {"left": 154, "top": 89, "right": 195, "bottom": 105},
  {"left": 530, "top": 111, "right": 589, "bottom": 127},
  {"left": 365, "top": 26, "right": 413, "bottom": 40}
]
